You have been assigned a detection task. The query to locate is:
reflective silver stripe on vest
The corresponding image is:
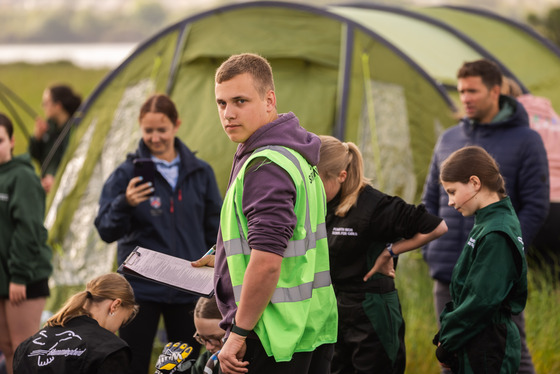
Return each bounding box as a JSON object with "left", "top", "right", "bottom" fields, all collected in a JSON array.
[
  {"left": 224, "top": 222, "right": 327, "bottom": 258},
  {"left": 233, "top": 270, "right": 332, "bottom": 303},
  {"left": 227, "top": 145, "right": 331, "bottom": 303},
  {"left": 224, "top": 145, "right": 326, "bottom": 258}
]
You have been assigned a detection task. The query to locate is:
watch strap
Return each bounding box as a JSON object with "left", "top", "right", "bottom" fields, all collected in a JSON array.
[
  {"left": 231, "top": 320, "right": 251, "bottom": 337},
  {"left": 386, "top": 243, "right": 398, "bottom": 258}
]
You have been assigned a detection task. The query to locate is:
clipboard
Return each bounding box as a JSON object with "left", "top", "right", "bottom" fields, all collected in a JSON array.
[{"left": 118, "top": 246, "right": 214, "bottom": 298}]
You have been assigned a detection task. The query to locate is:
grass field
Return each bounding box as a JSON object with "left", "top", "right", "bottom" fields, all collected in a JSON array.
[
  {"left": 2, "top": 62, "right": 559, "bottom": 373},
  {"left": 396, "top": 252, "right": 560, "bottom": 373},
  {"left": 146, "top": 255, "right": 560, "bottom": 373}
]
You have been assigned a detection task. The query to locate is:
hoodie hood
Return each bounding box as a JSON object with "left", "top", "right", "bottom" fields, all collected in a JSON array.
[
  {"left": 234, "top": 112, "right": 321, "bottom": 167},
  {"left": 0, "top": 153, "right": 35, "bottom": 173},
  {"left": 461, "top": 95, "right": 529, "bottom": 135}
]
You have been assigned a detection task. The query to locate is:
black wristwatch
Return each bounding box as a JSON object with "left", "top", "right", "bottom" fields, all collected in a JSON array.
[{"left": 231, "top": 319, "right": 251, "bottom": 337}]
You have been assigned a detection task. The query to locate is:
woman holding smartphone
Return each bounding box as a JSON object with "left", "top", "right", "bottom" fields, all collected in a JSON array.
[{"left": 94, "top": 94, "right": 222, "bottom": 374}]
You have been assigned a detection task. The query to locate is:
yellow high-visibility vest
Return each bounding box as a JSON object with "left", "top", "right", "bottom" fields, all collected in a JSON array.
[{"left": 221, "top": 145, "right": 337, "bottom": 361}]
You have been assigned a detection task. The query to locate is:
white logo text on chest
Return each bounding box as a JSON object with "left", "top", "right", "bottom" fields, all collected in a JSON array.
[{"left": 332, "top": 227, "right": 358, "bottom": 236}]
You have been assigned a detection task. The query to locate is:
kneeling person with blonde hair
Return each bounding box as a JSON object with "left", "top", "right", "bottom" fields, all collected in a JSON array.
[{"left": 13, "top": 273, "right": 138, "bottom": 374}]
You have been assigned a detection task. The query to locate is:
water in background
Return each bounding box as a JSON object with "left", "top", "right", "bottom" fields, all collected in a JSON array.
[{"left": 0, "top": 43, "right": 138, "bottom": 69}]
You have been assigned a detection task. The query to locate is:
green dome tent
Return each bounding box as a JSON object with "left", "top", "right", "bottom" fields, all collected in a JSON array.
[{"left": 41, "top": 1, "right": 560, "bottom": 306}]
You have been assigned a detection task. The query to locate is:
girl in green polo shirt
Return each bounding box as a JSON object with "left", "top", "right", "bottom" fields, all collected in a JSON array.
[{"left": 435, "top": 146, "right": 528, "bottom": 374}]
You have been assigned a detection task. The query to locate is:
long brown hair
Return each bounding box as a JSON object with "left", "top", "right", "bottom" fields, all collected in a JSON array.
[
  {"left": 47, "top": 273, "right": 138, "bottom": 327},
  {"left": 318, "top": 135, "right": 370, "bottom": 217},
  {"left": 139, "top": 94, "right": 179, "bottom": 125},
  {"left": 440, "top": 146, "right": 507, "bottom": 199}
]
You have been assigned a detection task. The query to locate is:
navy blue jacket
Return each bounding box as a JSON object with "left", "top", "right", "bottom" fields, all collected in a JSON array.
[
  {"left": 94, "top": 138, "right": 222, "bottom": 303},
  {"left": 422, "top": 95, "right": 549, "bottom": 283}
]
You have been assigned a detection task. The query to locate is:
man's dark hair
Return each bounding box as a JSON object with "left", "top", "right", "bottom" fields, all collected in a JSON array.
[
  {"left": 457, "top": 59, "right": 502, "bottom": 90},
  {"left": 0, "top": 113, "right": 13, "bottom": 138},
  {"left": 49, "top": 85, "right": 82, "bottom": 117}
]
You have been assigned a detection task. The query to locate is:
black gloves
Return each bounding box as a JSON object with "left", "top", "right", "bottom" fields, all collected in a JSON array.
[{"left": 433, "top": 331, "right": 459, "bottom": 373}]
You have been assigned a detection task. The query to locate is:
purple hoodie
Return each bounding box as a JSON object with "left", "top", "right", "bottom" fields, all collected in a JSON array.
[{"left": 214, "top": 112, "right": 321, "bottom": 331}]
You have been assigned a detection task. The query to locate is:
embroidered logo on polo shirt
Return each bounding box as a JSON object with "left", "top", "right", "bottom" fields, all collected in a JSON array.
[
  {"left": 467, "top": 237, "right": 476, "bottom": 248},
  {"left": 517, "top": 236, "right": 525, "bottom": 251},
  {"left": 331, "top": 227, "right": 358, "bottom": 236}
]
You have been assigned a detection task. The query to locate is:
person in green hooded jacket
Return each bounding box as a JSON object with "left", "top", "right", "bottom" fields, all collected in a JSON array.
[
  {"left": 0, "top": 113, "right": 52, "bottom": 374},
  {"left": 435, "top": 146, "right": 528, "bottom": 374}
]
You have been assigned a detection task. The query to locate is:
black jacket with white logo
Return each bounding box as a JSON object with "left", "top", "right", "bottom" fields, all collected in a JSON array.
[{"left": 14, "top": 315, "right": 130, "bottom": 374}]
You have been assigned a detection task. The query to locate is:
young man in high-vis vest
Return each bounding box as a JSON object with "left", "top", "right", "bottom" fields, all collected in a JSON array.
[{"left": 193, "top": 53, "right": 337, "bottom": 374}]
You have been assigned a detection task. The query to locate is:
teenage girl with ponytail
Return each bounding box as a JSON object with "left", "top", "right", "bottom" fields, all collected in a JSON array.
[
  {"left": 317, "top": 135, "right": 448, "bottom": 373},
  {"left": 434, "top": 146, "right": 528, "bottom": 374},
  {"left": 13, "top": 273, "right": 138, "bottom": 374}
]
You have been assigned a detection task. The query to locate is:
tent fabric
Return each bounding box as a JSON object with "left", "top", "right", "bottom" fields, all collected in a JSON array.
[
  {"left": 416, "top": 5, "right": 560, "bottom": 112},
  {"left": 330, "top": 5, "right": 484, "bottom": 86},
  {"left": 39, "top": 1, "right": 560, "bottom": 305}
]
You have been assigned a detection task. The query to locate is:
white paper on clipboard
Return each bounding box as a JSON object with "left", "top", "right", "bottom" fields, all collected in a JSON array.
[{"left": 118, "top": 246, "right": 214, "bottom": 297}]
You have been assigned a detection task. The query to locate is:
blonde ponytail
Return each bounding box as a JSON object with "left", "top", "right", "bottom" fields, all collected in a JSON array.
[
  {"left": 318, "top": 135, "right": 370, "bottom": 217},
  {"left": 47, "top": 273, "right": 138, "bottom": 327}
]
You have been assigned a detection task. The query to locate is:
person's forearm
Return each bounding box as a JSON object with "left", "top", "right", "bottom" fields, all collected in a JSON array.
[
  {"left": 94, "top": 194, "right": 133, "bottom": 242},
  {"left": 233, "top": 249, "right": 282, "bottom": 331},
  {"left": 392, "top": 220, "right": 448, "bottom": 255}
]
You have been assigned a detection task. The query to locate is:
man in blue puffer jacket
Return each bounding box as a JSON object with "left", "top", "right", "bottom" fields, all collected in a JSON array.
[{"left": 422, "top": 59, "right": 548, "bottom": 374}]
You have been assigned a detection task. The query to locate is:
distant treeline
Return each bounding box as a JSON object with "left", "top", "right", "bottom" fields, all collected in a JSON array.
[
  {"left": 528, "top": 7, "right": 560, "bottom": 48},
  {"left": 0, "top": 1, "right": 559, "bottom": 47},
  {"left": 0, "top": 2, "right": 202, "bottom": 44}
]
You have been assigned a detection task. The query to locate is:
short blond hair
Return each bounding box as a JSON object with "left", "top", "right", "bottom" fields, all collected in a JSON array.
[
  {"left": 501, "top": 77, "right": 522, "bottom": 98},
  {"left": 215, "top": 53, "right": 275, "bottom": 97}
]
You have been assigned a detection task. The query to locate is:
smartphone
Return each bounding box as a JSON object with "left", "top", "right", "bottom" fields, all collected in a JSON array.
[{"left": 133, "top": 158, "right": 156, "bottom": 194}]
